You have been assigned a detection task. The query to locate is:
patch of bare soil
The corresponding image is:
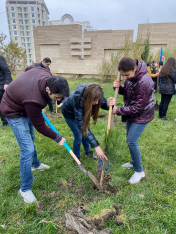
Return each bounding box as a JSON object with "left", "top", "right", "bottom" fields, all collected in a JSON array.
[{"left": 46, "top": 113, "right": 63, "bottom": 121}]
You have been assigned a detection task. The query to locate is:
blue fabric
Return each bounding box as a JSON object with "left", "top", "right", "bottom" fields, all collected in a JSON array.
[
  {"left": 64, "top": 116, "right": 90, "bottom": 158},
  {"left": 126, "top": 119, "right": 148, "bottom": 172},
  {"left": 6, "top": 117, "right": 40, "bottom": 192}
]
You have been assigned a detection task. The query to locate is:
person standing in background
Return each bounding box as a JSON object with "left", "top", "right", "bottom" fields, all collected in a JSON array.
[{"left": 0, "top": 55, "right": 13, "bottom": 127}]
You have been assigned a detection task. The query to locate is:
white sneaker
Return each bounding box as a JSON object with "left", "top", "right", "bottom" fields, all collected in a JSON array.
[
  {"left": 122, "top": 162, "right": 133, "bottom": 169},
  {"left": 129, "top": 171, "right": 145, "bottom": 185},
  {"left": 31, "top": 163, "right": 50, "bottom": 171},
  {"left": 19, "top": 189, "right": 37, "bottom": 204}
]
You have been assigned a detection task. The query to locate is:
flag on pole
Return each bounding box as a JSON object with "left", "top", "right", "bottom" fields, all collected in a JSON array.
[{"left": 160, "top": 47, "right": 165, "bottom": 64}]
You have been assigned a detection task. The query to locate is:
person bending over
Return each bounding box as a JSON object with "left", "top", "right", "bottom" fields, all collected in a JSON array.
[
  {"left": 0, "top": 66, "right": 70, "bottom": 203},
  {"left": 62, "top": 83, "right": 115, "bottom": 164}
]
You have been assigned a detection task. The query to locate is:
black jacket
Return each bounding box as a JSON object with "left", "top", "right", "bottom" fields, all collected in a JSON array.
[
  {"left": 62, "top": 83, "right": 109, "bottom": 148},
  {"left": 160, "top": 69, "right": 176, "bottom": 95},
  {"left": 34, "top": 62, "right": 50, "bottom": 71},
  {"left": 0, "top": 55, "right": 12, "bottom": 90}
]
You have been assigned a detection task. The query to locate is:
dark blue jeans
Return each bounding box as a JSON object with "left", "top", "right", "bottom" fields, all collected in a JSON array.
[
  {"left": 6, "top": 117, "right": 40, "bottom": 192},
  {"left": 126, "top": 119, "right": 148, "bottom": 172},
  {"left": 64, "top": 117, "right": 90, "bottom": 158}
]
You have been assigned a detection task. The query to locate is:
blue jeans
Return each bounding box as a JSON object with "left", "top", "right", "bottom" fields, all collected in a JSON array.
[
  {"left": 64, "top": 117, "right": 90, "bottom": 158},
  {"left": 126, "top": 119, "right": 148, "bottom": 172},
  {"left": 6, "top": 117, "right": 40, "bottom": 192}
]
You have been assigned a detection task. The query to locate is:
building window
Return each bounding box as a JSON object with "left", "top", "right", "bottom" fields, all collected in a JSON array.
[
  {"left": 16, "top": 43, "right": 18, "bottom": 46},
  {"left": 29, "top": 54, "right": 32, "bottom": 58},
  {"left": 28, "top": 49, "right": 31, "bottom": 53},
  {"left": 6, "top": 7, "right": 8, "bottom": 12},
  {"left": 19, "top": 7, "right": 22, "bottom": 12},
  {"left": 10, "top": 37, "right": 12, "bottom": 41},
  {"left": 24, "top": 14, "right": 28, "bottom": 18},
  {"left": 21, "top": 31, "right": 25, "bottom": 36},
  {"left": 26, "top": 26, "right": 29, "bottom": 30},
  {"left": 20, "top": 26, "right": 24, "bottom": 30},
  {"left": 33, "top": 25, "right": 36, "bottom": 27},
  {"left": 32, "top": 19, "right": 35, "bottom": 24},
  {"left": 20, "top": 20, "right": 23, "bottom": 24},
  {"left": 11, "top": 7, "right": 15, "bottom": 11},
  {"left": 27, "top": 37, "right": 30, "bottom": 42},
  {"left": 15, "top": 37, "right": 18, "bottom": 41},
  {"left": 23, "top": 43, "right": 26, "bottom": 48},
  {"left": 19, "top": 13, "right": 23, "bottom": 18},
  {"left": 27, "top": 43, "right": 31, "bottom": 47},
  {"left": 12, "top": 13, "right": 15, "bottom": 17},
  {"left": 31, "top": 13, "right": 35, "bottom": 17},
  {"left": 12, "top": 19, "right": 16, "bottom": 23},
  {"left": 13, "top": 25, "right": 16, "bottom": 29},
  {"left": 9, "top": 25, "right": 10, "bottom": 30},
  {"left": 14, "top": 31, "right": 17, "bottom": 35},
  {"left": 31, "top": 7, "right": 34, "bottom": 11},
  {"left": 8, "top": 19, "right": 10, "bottom": 24},
  {"left": 24, "top": 7, "right": 27, "bottom": 12},
  {"left": 29, "top": 59, "right": 32, "bottom": 64},
  {"left": 9, "top": 31, "right": 11, "bottom": 36},
  {"left": 7, "top": 13, "right": 9, "bottom": 18},
  {"left": 25, "top": 20, "right": 28, "bottom": 24}
]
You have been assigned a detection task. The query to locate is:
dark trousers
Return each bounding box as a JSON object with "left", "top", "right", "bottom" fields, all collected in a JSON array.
[
  {"left": 0, "top": 89, "right": 8, "bottom": 124},
  {"left": 48, "top": 100, "right": 53, "bottom": 112},
  {"left": 159, "top": 94, "right": 172, "bottom": 117}
]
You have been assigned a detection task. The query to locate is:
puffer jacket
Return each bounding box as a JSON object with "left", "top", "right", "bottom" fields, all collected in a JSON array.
[
  {"left": 62, "top": 83, "right": 109, "bottom": 148},
  {"left": 116, "top": 61, "right": 155, "bottom": 124},
  {"left": 159, "top": 69, "right": 176, "bottom": 95}
]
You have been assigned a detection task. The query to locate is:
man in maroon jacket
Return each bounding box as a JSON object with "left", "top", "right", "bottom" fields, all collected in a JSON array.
[{"left": 0, "top": 66, "right": 70, "bottom": 203}]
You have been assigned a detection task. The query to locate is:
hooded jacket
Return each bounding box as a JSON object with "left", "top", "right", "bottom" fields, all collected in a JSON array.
[
  {"left": 116, "top": 61, "right": 155, "bottom": 124},
  {"left": 62, "top": 83, "right": 109, "bottom": 148},
  {"left": 159, "top": 69, "right": 176, "bottom": 95}
]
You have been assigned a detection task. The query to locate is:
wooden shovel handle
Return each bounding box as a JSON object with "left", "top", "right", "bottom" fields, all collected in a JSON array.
[{"left": 110, "top": 72, "right": 121, "bottom": 129}]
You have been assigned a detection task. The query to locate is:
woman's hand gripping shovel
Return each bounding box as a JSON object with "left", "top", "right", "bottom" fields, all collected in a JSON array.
[
  {"left": 42, "top": 112, "right": 101, "bottom": 189},
  {"left": 99, "top": 72, "right": 121, "bottom": 187}
]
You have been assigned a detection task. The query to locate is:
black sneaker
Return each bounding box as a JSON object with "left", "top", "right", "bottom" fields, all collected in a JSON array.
[
  {"left": 161, "top": 116, "right": 170, "bottom": 120},
  {"left": 158, "top": 115, "right": 162, "bottom": 118},
  {"left": 85, "top": 151, "right": 97, "bottom": 159},
  {"left": 50, "top": 111, "right": 55, "bottom": 115}
]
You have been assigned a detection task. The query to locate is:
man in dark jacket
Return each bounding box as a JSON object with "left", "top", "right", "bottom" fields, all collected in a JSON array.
[
  {"left": 0, "top": 67, "right": 70, "bottom": 203},
  {"left": 0, "top": 55, "right": 12, "bottom": 127}
]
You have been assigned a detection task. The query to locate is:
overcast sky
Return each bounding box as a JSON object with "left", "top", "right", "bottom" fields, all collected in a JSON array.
[{"left": 0, "top": 0, "right": 176, "bottom": 43}]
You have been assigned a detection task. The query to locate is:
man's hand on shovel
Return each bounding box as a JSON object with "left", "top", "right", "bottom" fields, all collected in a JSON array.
[{"left": 58, "top": 137, "right": 66, "bottom": 145}]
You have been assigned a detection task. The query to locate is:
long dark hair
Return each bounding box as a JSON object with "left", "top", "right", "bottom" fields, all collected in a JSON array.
[
  {"left": 159, "top": 57, "right": 176, "bottom": 77},
  {"left": 82, "top": 83, "right": 103, "bottom": 137}
]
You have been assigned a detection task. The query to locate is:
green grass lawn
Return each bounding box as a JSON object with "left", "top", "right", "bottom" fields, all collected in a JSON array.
[{"left": 0, "top": 78, "right": 176, "bottom": 233}]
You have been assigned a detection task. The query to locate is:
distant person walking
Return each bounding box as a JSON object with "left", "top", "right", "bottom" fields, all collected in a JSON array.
[
  {"left": 0, "top": 55, "right": 12, "bottom": 127},
  {"left": 159, "top": 57, "right": 176, "bottom": 120}
]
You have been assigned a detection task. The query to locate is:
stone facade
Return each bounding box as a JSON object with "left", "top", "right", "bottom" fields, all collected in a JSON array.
[
  {"left": 34, "top": 22, "right": 176, "bottom": 77},
  {"left": 137, "top": 22, "right": 176, "bottom": 53},
  {"left": 33, "top": 24, "right": 133, "bottom": 77}
]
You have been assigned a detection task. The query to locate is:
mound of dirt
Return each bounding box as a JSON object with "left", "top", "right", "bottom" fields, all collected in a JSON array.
[{"left": 63, "top": 206, "right": 113, "bottom": 234}]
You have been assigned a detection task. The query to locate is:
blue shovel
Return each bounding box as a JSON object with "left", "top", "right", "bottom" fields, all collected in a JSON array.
[{"left": 42, "top": 112, "right": 101, "bottom": 189}]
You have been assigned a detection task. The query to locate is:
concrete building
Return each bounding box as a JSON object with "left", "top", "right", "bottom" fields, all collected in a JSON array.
[
  {"left": 33, "top": 21, "right": 176, "bottom": 77},
  {"left": 137, "top": 22, "right": 176, "bottom": 53},
  {"left": 49, "top": 14, "right": 96, "bottom": 38},
  {"left": 6, "top": 0, "right": 49, "bottom": 66},
  {"left": 33, "top": 24, "right": 133, "bottom": 77}
]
